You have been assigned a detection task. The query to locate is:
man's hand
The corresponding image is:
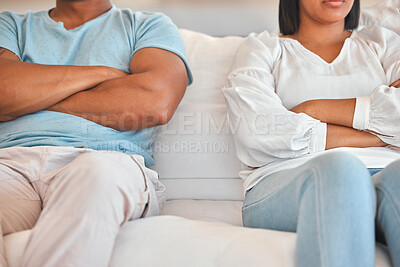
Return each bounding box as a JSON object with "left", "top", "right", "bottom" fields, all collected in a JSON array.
[
  {"left": 104, "top": 67, "right": 129, "bottom": 80},
  {"left": 0, "top": 47, "right": 18, "bottom": 60}
]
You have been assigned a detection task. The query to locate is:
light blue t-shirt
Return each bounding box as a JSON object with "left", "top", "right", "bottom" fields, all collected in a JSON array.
[{"left": 0, "top": 6, "right": 192, "bottom": 166}]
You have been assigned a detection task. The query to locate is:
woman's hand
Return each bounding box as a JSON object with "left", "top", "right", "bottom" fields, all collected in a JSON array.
[
  {"left": 390, "top": 79, "right": 400, "bottom": 88},
  {"left": 290, "top": 101, "right": 316, "bottom": 117}
]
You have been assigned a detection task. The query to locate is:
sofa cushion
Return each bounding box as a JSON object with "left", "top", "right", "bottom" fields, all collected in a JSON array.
[
  {"left": 4, "top": 214, "right": 393, "bottom": 267},
  {"left": 161, "top": 199, "right": 243, "bottom": 226},
  {"left": 360, "top": 0, "right": 400, "bottom": 34},
  {"left": 152, "top": 29, "right": 245, "bottom": 200}
]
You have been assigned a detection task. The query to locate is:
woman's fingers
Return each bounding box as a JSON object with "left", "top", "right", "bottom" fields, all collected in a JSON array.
[{"left": 390, "top": 79, "right": 400, "bottom": 88}]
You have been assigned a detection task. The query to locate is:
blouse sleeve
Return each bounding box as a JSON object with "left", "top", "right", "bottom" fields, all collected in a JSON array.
[
  {"left": 352, "top": 26, "right": 400, "bottom": 146},
  {"left": 222, "top": 33, "right": 327, "bottom": 168}
]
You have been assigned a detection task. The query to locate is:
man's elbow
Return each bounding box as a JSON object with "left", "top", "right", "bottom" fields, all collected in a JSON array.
[
  {"left": 140, "top": 99, "right": 176, "bottom": 127},
  {"left": 117, "top": 100, "right": 176, "bottom": 131},
  {"left": 139, "top": 83, "right": 185, "bottom": 127},
  {"left": 154, "top": 83, "right": 186, "bottom": 126},
  {"left": 156, "top": 104, "right": 175, "bottom": 126},
  {"left": 116, "top": 79, "right": 186, "bottom": 131}
]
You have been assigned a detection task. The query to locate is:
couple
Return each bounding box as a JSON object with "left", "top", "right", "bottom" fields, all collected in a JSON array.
[{"left": 0, "top": 0, "right": 399, "bottom": 266}]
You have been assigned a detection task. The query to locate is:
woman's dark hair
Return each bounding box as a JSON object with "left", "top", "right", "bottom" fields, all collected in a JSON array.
[{"left": 279, "top": 0, "right": 360, "bottom": 35}]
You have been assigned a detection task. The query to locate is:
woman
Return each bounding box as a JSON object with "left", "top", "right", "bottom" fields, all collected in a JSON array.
[{"left": 222, "top": 0, "right": 400, "bottom": 266}]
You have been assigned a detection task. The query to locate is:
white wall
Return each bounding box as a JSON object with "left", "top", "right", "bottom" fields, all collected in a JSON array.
[{"left": 0, "top": 0, "right": 383, "bottom": 36}]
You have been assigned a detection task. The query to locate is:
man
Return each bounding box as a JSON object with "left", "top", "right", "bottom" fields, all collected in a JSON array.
[{"left": 0, "top": 0, "right": 192, "bottom": 266}]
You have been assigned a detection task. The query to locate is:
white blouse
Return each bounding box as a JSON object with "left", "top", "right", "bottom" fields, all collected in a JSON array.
[{"left": 223, "top": 25, "right": 400, "bottom": 191}]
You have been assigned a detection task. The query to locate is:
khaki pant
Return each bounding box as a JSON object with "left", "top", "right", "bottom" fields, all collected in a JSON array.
[{"left": 0, "top": 146, "right": 164, "bottom": 267}]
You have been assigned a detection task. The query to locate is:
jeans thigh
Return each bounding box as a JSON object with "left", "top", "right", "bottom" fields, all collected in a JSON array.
[
  {"left": 243, "top": 151, "right": 375, "bottom": 234},
  {"left": 0, "top": 164, "right": 41, "bottom": 235},
  {"left": 242, "top": 168, "right": 301, "bottom": 233}
]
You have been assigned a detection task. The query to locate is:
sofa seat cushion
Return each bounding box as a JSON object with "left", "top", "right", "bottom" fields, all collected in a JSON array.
[
  {"left": 161, "top": 199, "right": 243, "bottom": 226},
  {"left": 4, "top": 200, "right": 393, "bottom": 267}
]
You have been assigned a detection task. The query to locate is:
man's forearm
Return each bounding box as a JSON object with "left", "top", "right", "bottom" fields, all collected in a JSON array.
[
  {"left": 326, "top": 124, "right": 386, "bottom": 149},
  {"left": 48, "top": 74, "right": 175, "bottom": 131},
  {"left": 47, "top": 47, "right": 188, "bottom": 131},
  {"left": 0, "top": 58, "right": 126, "bottom": 118}
]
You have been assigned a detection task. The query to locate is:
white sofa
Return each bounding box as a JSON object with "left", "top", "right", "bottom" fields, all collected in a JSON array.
[{"left": 3, "top": 1, "right": 400, "bottom": 266}]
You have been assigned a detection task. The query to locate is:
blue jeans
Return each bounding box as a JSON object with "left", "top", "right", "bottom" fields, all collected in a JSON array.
[{"left": 243, "top": 151, "right": 400, "bottom": 267}]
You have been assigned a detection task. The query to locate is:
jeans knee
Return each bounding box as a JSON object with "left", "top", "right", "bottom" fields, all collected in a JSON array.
[
  {"left": 374, "top": 159, "right": 400, "bottom": 194},
  {"left": 305, "top": 152, "right": 374, "bottom": 204},
  {"left": 312, "top": 151, "right": 367, "bottom": 177}
]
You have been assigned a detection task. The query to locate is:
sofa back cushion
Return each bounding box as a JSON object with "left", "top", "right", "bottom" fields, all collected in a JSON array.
[
  {"left": 360, "top": 0, "right": 400, "bottom": 33},
  {"left": 152, "top": 29, "right": 245, "bottom": 200}
]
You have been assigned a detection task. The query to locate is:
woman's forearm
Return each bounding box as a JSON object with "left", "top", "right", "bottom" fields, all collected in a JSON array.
[
  {"left": 326, "top": 124, "right": 386, "bottom": 150},
  {"left": 0, "top": 57, "right": 127, "bottom": 119},
  {"left": 291, "top": 98, "right": 356, "bottom": 127}
]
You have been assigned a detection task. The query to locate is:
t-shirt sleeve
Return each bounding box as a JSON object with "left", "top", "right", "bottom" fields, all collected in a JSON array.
[
  {"left": 132, "top": 12, "right": 193, "bottom": 85},
  {"left": 0, "top": 11, "right": 21, "bottom": 59}
]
